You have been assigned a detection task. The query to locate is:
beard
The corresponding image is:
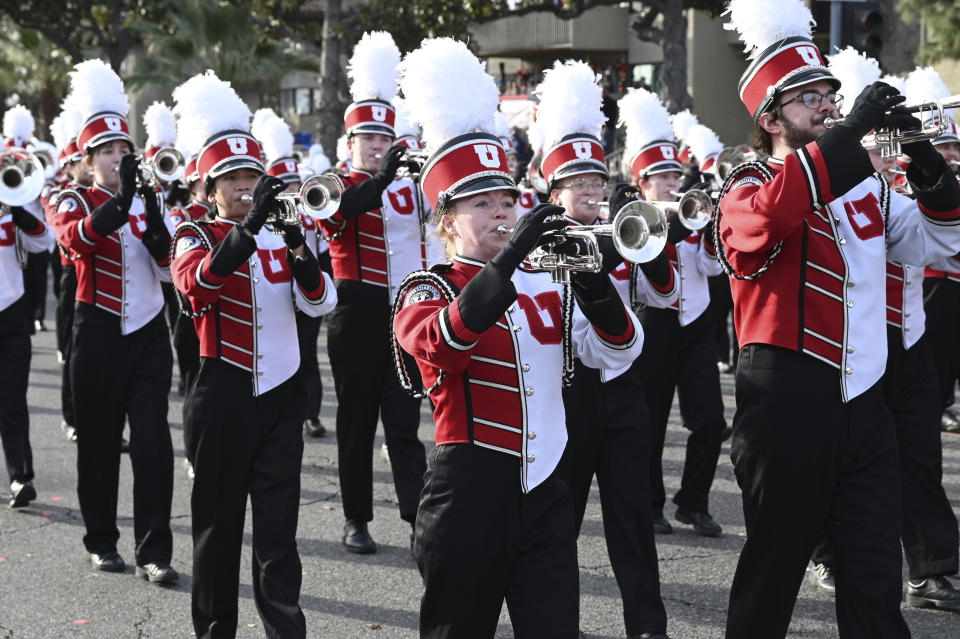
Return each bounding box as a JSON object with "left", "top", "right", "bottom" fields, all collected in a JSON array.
[{"left": 780, "top": 113, "right": 828, "bottom": 150}]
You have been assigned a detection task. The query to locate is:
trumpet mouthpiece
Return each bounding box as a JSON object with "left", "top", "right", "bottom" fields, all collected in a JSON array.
[
  {"left": 496, "top": 225, "right": 512, "bottom": 236},
  {"left": 240, "top": 194, "right": 253, "bottom": 203}
]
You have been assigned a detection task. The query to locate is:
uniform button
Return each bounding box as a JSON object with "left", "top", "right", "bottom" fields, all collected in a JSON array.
[
  {"left": 522, "top": 364, "right": 531, "bottom": 372},
  {"left": 527, "top": 431, "right": 536, "bottom": 440},
  {"left": 834, "top": 217, "right": 841, "bottom": 223},
  {"left": 904, "top": 326, "right": 910, "bottom": 331},
  {"left": 257, "top": 354, "right": 263, "bottom": 359},
  {"left": 525, "top": 388, "right": 534, "bottom": 396},
  {"left": 124, "top": 279, "right": 130, "bottom": 283},
  {"left": 257, "top": 324, "right": 263, "bottom": 329},
  {"left": 256, "top": 306, "right": 262, "bottom": 312},
  {"left": 526, "top": 454, "right": 535, "bottom": 463},
  {"left": 845, "top": 367, "right": 853, "bottom": 375},
  {"left": 122, "top": 314, "right": 128, "bottom": 319},
  {"left": 513, "top": 325, "right": 522, "bottom": 332},
  {"left": 839, "top": 238, "right": 846, "bottom": 245},
  {"left": 250, "top": 262, "right": 257, "bottom": 267},
  {"left": 124, "top": 301, "right": 129, "bottom": 306},
  {"left": 680, "top": 275, "right": 686, "bottom": 280},
  {"left": 904, "top": 280, "right": 910, "bottom": 285},
  {"left": 254, "top": 278, "right": 260, "bottom": 283},
  {"left": 681, "top": 297, "right": 686, "bottom": 302},
  {"left": 847, "top": 346, "right": 854, "bottom": 354},
  {"left": 257, "top": 371, "right": 263, "bottom": 376},
  {"left": 388, "top": 250, "right": 394, "bottom": 256},
  {"left": 904, "top": 313, "right": 910, "bottom": 318},
  {"left": 508, "top": 306, "right": 515, "bottom": 312},
  {"left": 847, "top": 281, "right": 854, "bottom": 287},
  {"left": 847, "top": 301, "right": 854, "bottom": 308}
]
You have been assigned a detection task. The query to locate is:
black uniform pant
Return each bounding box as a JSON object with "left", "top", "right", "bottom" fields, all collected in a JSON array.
[
  {"left": 174, "top": 314, "right": 200, "bottom": 462},
  {"left": 726, "top": 344, "right": 909, "bottom": 639},
  {"left": 637, "top": 308, "right": 726, "bottom": 515},
  {"left": 708, "top": 274, "right": 738, "bottom": 365},
  {"left": 56, "top": 263, "right": 77, "bottom": 427},
  {"left": 812, "top": 330, "right": 960, "bottom": 580},
  {"left": 72, "top": 304, "right": 173, "bottom": 564},
  {"left": 558, "top": 358, "right": 666, "bottom": 635},
  {"left": 922, "top": 278, "right": 960, "bottom": 412},
  {"left": 295, "top": 311, "right": 323, "bottom": 422},
  {"left": 23, "top": 250, "right": 49, "bottom": 322},
  {"left": 326, "top": 280, "right": 425, "bottom": 524},
  {"left": 190, "top": 358, "right": 306, "bottom": 639},
  {"left": 415, "top": 444, "right": 579, "bottom": 639},
  {"left": 0, "top": 297, "right": 33, "bottom": 485}
]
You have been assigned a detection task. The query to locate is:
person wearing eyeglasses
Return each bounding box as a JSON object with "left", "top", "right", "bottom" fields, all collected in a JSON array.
[{"left": 720, "top": 5, "right": 960, "bottom": 637}]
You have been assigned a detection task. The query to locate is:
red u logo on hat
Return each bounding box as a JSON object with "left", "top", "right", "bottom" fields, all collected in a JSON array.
[
  {"left": 285, "top": 160, "right": 296, "bottom": 172},
  {"left": 473, "top": 144, "right": 501, "bottom": 168},
  {"left": 797, "top": 46, "right": 821, "bottom": 67},
  {"left": 227, "top": 137, "right": 248, "bottom": 154},
  {"left": 105, "top": 117, "right": 122, "bottom": 131},
  {"left": 371, "top": 106, "right": 387, "bottom": 122},
  {"left": 660, "top": 145, "right": 675, "bottom": 160},
  {"left": 572, "top": 141, "right": 593, "bottom": 160}
]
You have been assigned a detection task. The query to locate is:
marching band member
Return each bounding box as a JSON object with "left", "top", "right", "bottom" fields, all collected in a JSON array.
[
  {"left": 51, "top": 59, "right": 176, "bottom": 581},
  {"left": 536, "top": 63, "right": 676, "bottom": 639},
  {"left": 46, "top": 98, "right": 90, "bottom": 443},
  {"left": 622, "top": 89, "right": 728, "bottom": 538},
  {"left": 393, "top": 38, "right": 643, "bottom": 638},
  {"left": 0, "top": 123, "right": 55, "bottom": 507},
  {"left": 720, "top": 2, "right": 960, "bottom": 636},
  {"left": 320, "top": 31, "right": 427, "bottom": 554},
  {"left": 170, "top": 70, "right": 336, "bottom": 638},
  {"left": 496, "top": 111, "right": 539, "bottom": 219},
  {"left": 253, "top": 109, "right": 330, "bottom": 438},
  {"left": 804, "top": 46, "right": 960, "bottom": 609}
]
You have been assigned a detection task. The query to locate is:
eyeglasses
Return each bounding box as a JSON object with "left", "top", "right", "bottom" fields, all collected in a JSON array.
[
  {"left": 560, "top": 177, "right": 606, "bottom": 193},
  {"left": 779, "top": 91, "right": 844, "bottom": 110}
]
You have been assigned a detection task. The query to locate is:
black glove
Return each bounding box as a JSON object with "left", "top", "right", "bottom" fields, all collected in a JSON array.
[
  {"left": 141, "top": 185, "right": 164, "bottom": 229},
  {"left": 839, "top": 82, "right": 906, "bottom": 139},
  {"left": 116, "top": 153, "right": 140, "bottom": 212},
  {"left": 281, "top": 223, "right": 306, "bottom": 251},
  {"left": 902, "top": 140, "right": 944, "bottom": 180},
  {"left": 164, "top": 180, "right": 191, "bottom": 208},
  {"left": 240, "top": 175, "right": 286, "bottom": 236},
  {"left": 289, "top": 249, "right": 322, "bottom": 292},
  {"left": 9, "top": 206, "right": 40, "bottom": 233},
  {"left": 609, "top": 183, "right": 640, "bottom": 218},
  {"left": 456, "top": 204, "right": 567, "bottom": 334},
  {"left": 374, "top": 145, "right": 407, "bottom": 189},
  {"left": 666, "top": 212, "right": 693, "bottom": 244}
]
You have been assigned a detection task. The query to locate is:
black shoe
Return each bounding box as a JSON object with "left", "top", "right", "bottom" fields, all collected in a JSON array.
[
  {"left": 89, "top": 551, "right": 125, "bottom": 572},
  {"left": 34, "top": 319, "right": 46, "bottom": 332},
  {"left": 120, "top": 437, "right": 129, "bottom": 453},
  {"left": 653, "top": 514, "right": 673, "bottom": 535},
  {"left": 942, "top": 411, "right": 960, "bottom": 433},
  {"left": 136, "top": 562, "right": 179, "bottom": 584},
  {"left": 720, "top": 426, "right": 733, "bottom": 442},
  {"left": 906, "top": 575, "right": 960, "bottom": 610},
  {"left": 303, "top": 418, "right": 326, "bottom": 438},
  {"left": 61, "top": 421, "right": 77, "bottom": 443},
  {"left": 808, "top": 562, "right": 836, "bottom": 596},
  {"left": 9, "top": 480, "right": 36, "bottom": 508},
  {"left": 342, "top": 520, "right": 377, "bottom": 554},
  {"left": 675, "top": 508, "right": 722, "bottom": 536}
]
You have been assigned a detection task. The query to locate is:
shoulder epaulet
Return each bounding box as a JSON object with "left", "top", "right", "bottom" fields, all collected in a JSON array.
[{"left": 53, "top": 186, "right": 91, "bottom": 217}]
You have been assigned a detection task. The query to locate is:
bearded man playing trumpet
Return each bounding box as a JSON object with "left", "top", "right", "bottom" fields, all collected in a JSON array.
[{"left": 720, "top": 2, "right": 960, "bottom": 637}]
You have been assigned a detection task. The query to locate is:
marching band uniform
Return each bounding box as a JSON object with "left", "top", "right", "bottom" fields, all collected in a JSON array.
[
  {"left": 720, "top": 4, "right": 960, "bottom": 635},
  {"left": 533, "top": 66, "right": 675, "bottom": 638},
  {"left": 170, "top": 70, "right": 336, "bottom": 638},
  {"left": 0, "top": 179, "right": 54, "bottom": 506},
  {"left": 393, "top": 39, "right": 643, "bottom": 637},
  {"left": 320, "top": 32, "right": 427, "bottom": 552},
  {"left": 51, "top": 60, "right": 175, "bottom": 578}
]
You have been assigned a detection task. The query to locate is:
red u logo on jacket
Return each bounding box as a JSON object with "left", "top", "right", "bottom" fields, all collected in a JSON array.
[
  {"left": 388, "top": 185, "right": 415, "bottom": 215},
  {"left": 257, "top": 248, "right": 291, "bottom": 283},
  {"left": 843, "top": 193, "right": 884, "bottom": 241},
  {"left": 0, "top": 220, "right": 14, "bottom": 246},
  {"left": 516, "top": 291, "right": 563, "bottom": 345},
  {"left": 128, "top": 212, "right": 147, "bottom": 239}
]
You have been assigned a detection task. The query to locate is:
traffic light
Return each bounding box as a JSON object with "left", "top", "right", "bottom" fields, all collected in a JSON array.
[{"left": 847, "top": 2, "right": 884, "bottom": 58}]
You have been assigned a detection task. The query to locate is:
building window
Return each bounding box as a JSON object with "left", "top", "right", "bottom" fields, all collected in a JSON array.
[{"left": 295, "top": 88, "right": 313, "bottom": 115}]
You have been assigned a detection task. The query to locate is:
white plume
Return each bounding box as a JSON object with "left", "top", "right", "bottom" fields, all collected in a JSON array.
[
  {"left": 670, "top": 109, "right": 699, "bottom": 143},
  {"left": 68, "top": 59, "right": 129, "bottom": 120},
  {"left": 172, "top": 70, "right": 251, "bottom": 157},
  {"left": 308, "top": 151, "right": 331, "bottom": 174},
  {"left": 59, "top": 93, "right": 85, "bottom": 140},
  {"left": 259, "top": 115, "right": 294, "bottom": 163},
  {"left": 251, "top": 108, "right": 278, "bottom": 140},
  {"left": 399, "top": 37, "right": 500, "bottom": 151},
  {"left": 906, "top": 66, "right": 954, "bottom": 121},
  {"left": 3, "top": 104, "right": 34, "bottom": 145},
  {"left": 50, "top": 112, "right": 72, "bottom": 152},
  {"left": 535, "top": 60, "right": 606, "bottom": 148},
  {"left": 882, "top": 74, "right": 907, "bottom": 95},
  {"left": 494, "top": 110, "right": 511, "bottom": 139},
  {"left": 685, "top": 124, "right": 724, "bottom": 164},
  {"left": 143, "top": 101, "right": 177, "bottom": 148},
  {"left": 309, "top": 143, "right": 324, "bottom": 158},
  {"left": 527, "top": 118, "right": 544, "bottom": 153},
  {"left": 724, "top": 0, "right": 815, "bottom": 59},
  {"left": 392, "top": 96, "right": 420, "bottom": 139},
  {"left": 348, "top": 31, "right": 401, "bottom": 102},
  {"left": 336, "top": 134, "right": 349, "bottom": 162},
  {"left": 827, "top": 47, "right": 881, "bottom": 116},
  {"left": 618, "top": 89, "right": 673, "bottom": 156}
]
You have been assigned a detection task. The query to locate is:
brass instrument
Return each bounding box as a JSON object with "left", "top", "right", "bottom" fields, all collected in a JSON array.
[
  {"left": 716, "top": 145, "right": 756, "bottom": 181},
  {"left": 663, "top": 189, "right": 715, "bottom": 230},
  {"left": 824, "top": 94, "right": 960, "bottom": 158},
  {"left": 148, "top": 146, "right": 185, "bottom": 184},
  {"left": 239, "top": 174, "right": 343, "bottom": 232},
  {"left": 395, "top": 150, "right": 430, "bottom": 179},
  {"left": 0, "top": 148, "right": 46, "bottom": 206},
  {"left": 29, "top": 140, "right": 58, "bottom": 181},
  {"left": 495, "top": 200, "right": 669, "bottom": 284}
]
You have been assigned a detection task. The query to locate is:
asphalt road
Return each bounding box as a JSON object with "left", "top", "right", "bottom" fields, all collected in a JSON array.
[{"left": 1, "top": 298, "right": 959, "bottom": 637}]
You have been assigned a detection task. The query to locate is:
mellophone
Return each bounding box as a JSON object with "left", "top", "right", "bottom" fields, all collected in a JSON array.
[{"left": 496, "top": 189, "right": 715, "bottom": 284}]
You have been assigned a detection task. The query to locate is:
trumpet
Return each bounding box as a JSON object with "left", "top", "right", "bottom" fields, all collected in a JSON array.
[
  {"left": 29, "top": 140, "right": 59, "bottom": 181},
  {"left": 716, "top": 145, "right": 755, "bottom": 182},
  {"left": 824, "top": 94, "right": 960, "bottom": 158},
  {"left": 395, "top": 150, "right": 430, "bottom": 179},
  {"left": 496, "top": 201, "right": 669, "bottom": 284},
  {"left": 662, "top": 189, "right": 715, "bottom": 230},
  {"left": 239, "top": 174, "right": 343, "bottom": 232},
  {"left": 148, "top": 146, "right": 185, "bottom": 184},
  {"left": 0, "top": 148, "right": 46, "bottom": 206}
]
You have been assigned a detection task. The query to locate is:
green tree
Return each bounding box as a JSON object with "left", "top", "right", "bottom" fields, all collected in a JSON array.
[{"left": 898, "top": 0, "right": 960, "bottom": 63}]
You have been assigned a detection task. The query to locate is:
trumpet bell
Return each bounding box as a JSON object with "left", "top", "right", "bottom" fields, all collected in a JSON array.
[
  {"left": 677, "top": 189, "right": 713, "bottom": 231},
  {"left": 0, "top": 148, "right": 45, "bottom": 206},
  {"left": 299, "top": 174, "right": 342, "bottom": 220},
  {"left": 30, "top": 141, "right": 58, "bottom": 181},
  {"left": 613, "top": 201, "right": 669, "bottom": 263},
  {"left": 151, "top": 147, "right": 185, "bottom": 183}
]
